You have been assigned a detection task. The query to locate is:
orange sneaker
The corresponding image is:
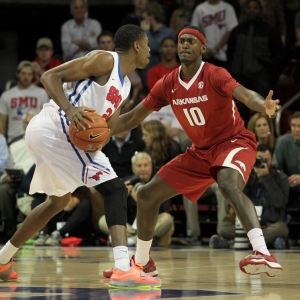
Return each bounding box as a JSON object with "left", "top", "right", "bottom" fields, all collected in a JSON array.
[
  {"left": 0, "top": 259, "right": 18, "bottom": 281},
  {"left": 103, "top": 255, "right": 158, "bottom": 279},
  {"left": 109, "top": 259, "right": 161, "bottom": 289}
]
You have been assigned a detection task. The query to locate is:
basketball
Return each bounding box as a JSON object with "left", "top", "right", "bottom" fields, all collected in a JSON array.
[{"left": 69, "top": 112, "right": 109, "bottom": 152}]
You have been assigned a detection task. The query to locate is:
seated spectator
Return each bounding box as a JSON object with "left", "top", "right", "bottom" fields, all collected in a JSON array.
[
  {"left": 139, "top": 1, "right": 176, "bottom": 87},
  {"left": 169, "top": 0, "right": 196, "bottom": 35},
  {"left": 146, "top": 37, "right": 180, "bottom": 91},
  {"left": 97, "top": 30, "right": 143, "bottom": 112},
  {"left": 247, "top": 113, "right": 276, "bottom": 152},
  {"left": 210, "top": 144, "right": 289, "bottom": 249},
  {"left": 142, "top": 120, "right": 182, "bottom": 173},
  {"left": 0, "top": 111, "right": 37, "bottom": 239},
  {"left": 101, "top": 128, "right": 145, "bottom": 180},
  {"left": 0, "top": 61, "right": 49, "bottom": 143},
  {"left": 0, "top": 134, "right": 9, "bottom": 177},
  {"left": 121, "top": 0, "right": 148, "bottom": 26},
  {"left": 61, "top": 0, "right": 102, "bottom": 61},
  {"left": 34, "top": 188, "right": 94, "bottom": 246},
  {"left": 99, "top": 151, "right": 174, "bottom": 247},
  {"left": 32, "top": 37, "right": 62, "bottom": 88},
  {"left": 274, "top": 111, "right": 300, "bottom": 210}
]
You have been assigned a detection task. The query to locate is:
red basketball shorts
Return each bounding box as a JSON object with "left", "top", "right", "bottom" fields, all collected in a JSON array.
[{"left": 158, "top": 131, "right": 257, "bottom": 202}]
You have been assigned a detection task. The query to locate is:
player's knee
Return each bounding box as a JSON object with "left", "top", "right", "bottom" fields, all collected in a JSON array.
[
  {"left": 137, "top": 185, "right": 162, "bottom": 207},
  {"left": 95, "top": 178, "right": 127, "bottom": 228}
]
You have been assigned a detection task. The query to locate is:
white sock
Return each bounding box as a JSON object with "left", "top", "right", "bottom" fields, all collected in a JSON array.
[
  {"left": 113, "top": 246, "right": 130, "bottom": 271},
  {"left": 0, "top": 241, "right": 19, "bottom": 265},
  {"left": 247, "top": 228, "right": 270, "bottom": 256},
  {"left": 135, "top": 238, "right": 152, "bottom": 266}
]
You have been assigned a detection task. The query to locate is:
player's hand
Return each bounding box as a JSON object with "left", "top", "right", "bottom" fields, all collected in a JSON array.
[
  {"left": 65, "top": 106, "right": 95, "bottom": 130},
  {"left": 265, "top": 90, "right": 281, "bottom": 118}
]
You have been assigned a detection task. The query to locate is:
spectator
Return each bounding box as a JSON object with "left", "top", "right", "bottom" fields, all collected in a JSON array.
[
  {"left": 239, "top": 0, "right": 286, "bottom": 46},
  {"left": 142, "top": 120, "right": 182, "bottom": 173},
  {"left": 143, "top": 105, "right": 187, "bottom": 145},
  {"left": 121, "top": 0, "right": 149, "bottom": 26},
  {"left": 210, "top": 143, "right": 289, "bottom": 249},
  {"left": 226, "top": 0, "right": 284, "bottom": 124},
  {"left": 190, "top": 0, "right": 238, "bottom": 68},
  {"left": 0, "top": 61, "right": 49, "bottom": 143},
  {"left": 147, "top": 37, "right": 180, "bottom": 90},
  {"left": 169, "top": 0, "right": 196, "bottom": 35},
  {"left": 101, "top": 128, "right": 145, "bottom": 179},
  {"left": 0, "top": 111, "right": 37, "bottom": 240},
  {"left": 139, "top": 1, "right": 176, "bottom": 87},
  {"left": 99, "top": 151, "right": 174, "bottom": 247},
  {"left": 0, "top": 134, "right": 9, "bottom": 177},
  {"left": 34, "top": 191, "right": 94, "bottom": 246},
  {"left": 32, "top": 37, "right": 62, "bottom": 88},
  {"left": 61, "top": 0, "right": 102, "bottom": 61},
  {"left": 274, "top": 111, "right": 300, "bottom": 210},
  {"left": 97, "top": 30, "right": 144, "bottom": 112},
  {"left": 247, "top": 113, "right": 276, "bottom": 152}
]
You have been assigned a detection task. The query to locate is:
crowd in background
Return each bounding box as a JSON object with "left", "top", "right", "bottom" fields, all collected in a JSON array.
[{"left": 0, "top": 0, "right": 300, "bottom": 250}]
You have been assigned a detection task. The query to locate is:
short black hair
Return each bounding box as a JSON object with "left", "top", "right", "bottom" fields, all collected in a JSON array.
[
  {"left": 114, "top": 24, "right": 146, "bottom": 51},
  {"left": 97, "top": 30, "right": 114, "bottom": 44},
  {"left": 290, "top": 111, "right": 300, "bottom": 122},
  {"left": 160, "top": 36, "right": 177, "bottom": 47},
  {"left": 182, "top": 25, "right": 206, "bottom": 38},
  {"left": 257, "top": 143, "right": 272, "bottom": 154}
]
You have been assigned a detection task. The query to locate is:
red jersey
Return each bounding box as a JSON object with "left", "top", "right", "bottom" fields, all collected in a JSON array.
[
  {"left": 143, "top": 62, "right": 246, "bottom": 149},
  {"left": 147, "top": 62, "right": 180, "bottom": 90}
]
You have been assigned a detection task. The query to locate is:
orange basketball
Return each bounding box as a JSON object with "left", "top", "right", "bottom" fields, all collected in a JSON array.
[{"left": 69, "top": 112, "right": 109, "bottom": 152}]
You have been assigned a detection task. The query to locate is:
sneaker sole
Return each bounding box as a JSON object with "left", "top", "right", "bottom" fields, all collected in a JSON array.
[
  {"left": 109, "top": 280, "right": 161, "bottom": 289},
  {"left": 241, "top": 260, "right": 282, "bottom": 277}
]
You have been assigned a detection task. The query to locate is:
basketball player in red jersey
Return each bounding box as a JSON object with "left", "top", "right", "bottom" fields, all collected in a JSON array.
[{"left": 113, "top": 26, "right": 282, "bottom": 277}]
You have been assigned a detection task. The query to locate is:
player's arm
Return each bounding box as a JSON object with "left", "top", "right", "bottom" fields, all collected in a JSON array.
[
  {"left": 40, "top": 52, "right": 114, "bottom": 130},
  {"left": 111, "top": 102, "right": 153, "bottom": 136},
  {"left": 233, "top": 86, "right": 281, "bottom": 118}
]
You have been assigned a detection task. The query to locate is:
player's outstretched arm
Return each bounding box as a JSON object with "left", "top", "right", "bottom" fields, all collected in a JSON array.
[
  {"left": 112, "top": 102, "right": 153, "bottom": 136},
  {"left": 232, "top": 86, "right": 281, "bottom": 118}
]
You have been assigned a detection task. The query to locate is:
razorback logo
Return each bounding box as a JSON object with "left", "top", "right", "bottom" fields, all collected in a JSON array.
[
  {"left": 89, "top": 171, "right": 103, "bottom": 181},
  {"left": 106, "top": 86, "right": 122, "bottom": 109}
]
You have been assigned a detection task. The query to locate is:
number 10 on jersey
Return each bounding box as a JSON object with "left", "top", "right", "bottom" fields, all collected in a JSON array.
[{"left": 183, "top": 107, "right": 206, "bottom": 126}]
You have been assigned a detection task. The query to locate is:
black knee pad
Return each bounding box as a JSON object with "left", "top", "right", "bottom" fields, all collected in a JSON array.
[{"left": 95, "top": 178, "right": 127, "bottom": 228}]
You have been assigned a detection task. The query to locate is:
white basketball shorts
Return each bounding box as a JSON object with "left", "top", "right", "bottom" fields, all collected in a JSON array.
[{"left": 25, "top": 103, "right": 117, "bottom": 197}]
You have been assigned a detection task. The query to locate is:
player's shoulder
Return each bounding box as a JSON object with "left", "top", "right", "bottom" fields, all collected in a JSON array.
[{"left": 203, "top": 62, "right": 230, "bottom": 77}]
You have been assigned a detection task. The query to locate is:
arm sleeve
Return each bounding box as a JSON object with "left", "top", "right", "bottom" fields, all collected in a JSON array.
[
  {"left": 209, "top": 67, "right": 240, "bottom": 97},
  {"left": 142, "top": 76, "right": 170, "bottom": 111},
  {"left": 61, "top": 22, "right": 79, "bottom": 61}
]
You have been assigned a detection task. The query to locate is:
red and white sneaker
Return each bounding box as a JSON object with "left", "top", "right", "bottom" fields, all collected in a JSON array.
[
  {"left": 103, "top": 255, "right": 158, "bottom": 279},
  {"left": 239, "top": 251, "right": 282, "bottom": 277}
]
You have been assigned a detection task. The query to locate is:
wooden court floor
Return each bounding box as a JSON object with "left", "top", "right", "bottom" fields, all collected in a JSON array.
[{"left": 0, "top": 245, "right": 299, "bottom": 300}]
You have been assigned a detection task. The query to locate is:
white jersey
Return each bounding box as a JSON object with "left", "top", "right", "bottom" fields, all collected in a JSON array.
[
  {"left": 191, "top": 1, "right": 238, "bottom": 61},
  {"left": 25, "top": 51, "right": 130, "bottom": 196},
  {"left": 51, "top": 51, "right": 131, "bottom": 120},
  {"left": 0, "top": 85, "right": 49, "bottom": 143}
]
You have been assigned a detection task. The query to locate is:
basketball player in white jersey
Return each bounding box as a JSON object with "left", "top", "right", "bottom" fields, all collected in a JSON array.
[{"left": 0, "top": 24, "right": 161, "bottom": 289}]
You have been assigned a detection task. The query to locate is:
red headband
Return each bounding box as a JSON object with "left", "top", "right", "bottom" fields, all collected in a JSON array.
[{"left": 178, "top": 28, "right": 206, "bottom": 45}]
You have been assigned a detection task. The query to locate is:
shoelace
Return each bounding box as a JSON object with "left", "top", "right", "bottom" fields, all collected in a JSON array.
[{"left": 245, "top": 251, "right": 264, "bottom": 259}]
